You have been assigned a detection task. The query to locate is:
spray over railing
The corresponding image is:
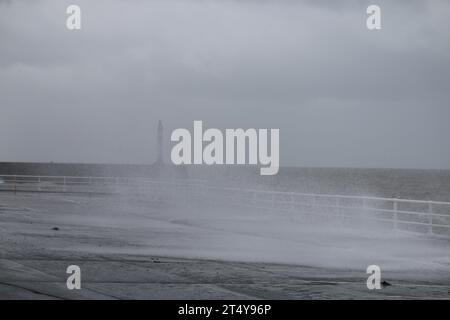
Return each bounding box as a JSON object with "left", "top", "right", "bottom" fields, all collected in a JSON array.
[
  {"left": 196, "top": 185, "right": 450, "bottom": 236},
  {"left": 1, "top": 174, "right": 450, "bottom": 237},
  {"left": 0, "top": 174, "right": 202, "bottom": 194}
]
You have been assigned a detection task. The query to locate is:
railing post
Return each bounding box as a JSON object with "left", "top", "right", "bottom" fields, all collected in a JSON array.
[
  {"left": 199, "top": 184, "right": 206, "bottom": 205},
  {"left": 63, "top": 176, "right": 66, "bottom": 192},
  {"left": 311, "top": 195, "right": 316, "bottom": 222},
  {"left": 336, "top": 197, "right": 340, "bottom": 217},
  {"left": 117, "top": 177, "right": 122, "bottom": 194},
  {"left": 393, "top": 200, "right": 398, "bottom": 231},
  {"left": 362, "top": 197, "right": 371, "bottom": 227},
  {"left": 271, "top": 193, "right": 275, "bottom": 209},
  {"left": 14, "top": 175, "right": 17, "bottom": 195},
  {"left": 362, "top": 198, "right": 367, "bottom": 220},
  {"left": 252, "top": 191, "right": 258, "bottom": 209},
  {"left": 427, "top": 202, "right": 433, "bottom": 235}
]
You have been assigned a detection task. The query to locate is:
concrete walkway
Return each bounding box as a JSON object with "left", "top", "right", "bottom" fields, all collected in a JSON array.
[{"left": 1, "top": 193, "right": 449, "bottom": 299}]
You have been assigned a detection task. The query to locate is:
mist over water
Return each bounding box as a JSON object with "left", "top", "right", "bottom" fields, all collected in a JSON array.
[
  {"left": 46, "top": 168, "right": 448, "bottom": 279},
  {"left": 1, "top": 166, "right": 449, "bottom": 288}
]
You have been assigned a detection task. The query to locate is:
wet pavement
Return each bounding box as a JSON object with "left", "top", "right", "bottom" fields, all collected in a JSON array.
[{"left": 1, "top": 192, "right": 449, "bottom": 300}]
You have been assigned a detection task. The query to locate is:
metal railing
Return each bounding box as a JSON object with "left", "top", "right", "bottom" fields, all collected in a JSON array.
[
  {"left": 1, "top": 174, "right": 450, "bottom": 237},
  {"left": 197, "top": 185, "right": 450, "bottom": 236},
  {"left": 0, "top": 174, "right": 200, "bottom": 193}
]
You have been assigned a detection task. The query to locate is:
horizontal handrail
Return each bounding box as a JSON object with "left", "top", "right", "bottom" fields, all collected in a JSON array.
[
  {"left": 201, "top": 184, "right": 450, "bottom": 206},
  {"left": 0, "top": 174, "right": 204, "bottom": 183},
  {"left": 1, "top": 174, "right": 449, "bottom": 205},
  {"left": 1, "top": 174, "right": 450, "bottom": 236}
]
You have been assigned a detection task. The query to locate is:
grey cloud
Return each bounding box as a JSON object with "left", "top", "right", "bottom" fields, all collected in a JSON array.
[{"left": 0, "top": 0, "right": 449, "bottom": 168}]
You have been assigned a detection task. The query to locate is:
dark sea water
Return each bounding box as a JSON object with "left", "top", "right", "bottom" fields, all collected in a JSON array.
[
  {"left": 265, "top": 168, "right": 450, "bottom": 202},
  {"left": 190, "top": 167, "right": 450, "bottom": 202},
  {"left": 1, "top": 162, "right": 450, "bottom": 202}
]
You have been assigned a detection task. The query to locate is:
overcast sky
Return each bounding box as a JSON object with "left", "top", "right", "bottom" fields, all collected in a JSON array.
[{"left": 1, "top": 0, "right": 449, "bottom": 168}]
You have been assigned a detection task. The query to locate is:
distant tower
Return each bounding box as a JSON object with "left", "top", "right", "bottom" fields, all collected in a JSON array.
[{"left": 156, "top": 120, "right": 164, "bottom": 164}]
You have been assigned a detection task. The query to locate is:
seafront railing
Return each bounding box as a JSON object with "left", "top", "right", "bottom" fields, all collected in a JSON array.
[
  {"left": 1, "top": 174, "right": 450, "bottom": 237},
  {"left": 0, "top": 174, "right": 202, "bottom": 193},
  {"left": 196, "top": 185, "right": 450, "bottom": 236}
]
